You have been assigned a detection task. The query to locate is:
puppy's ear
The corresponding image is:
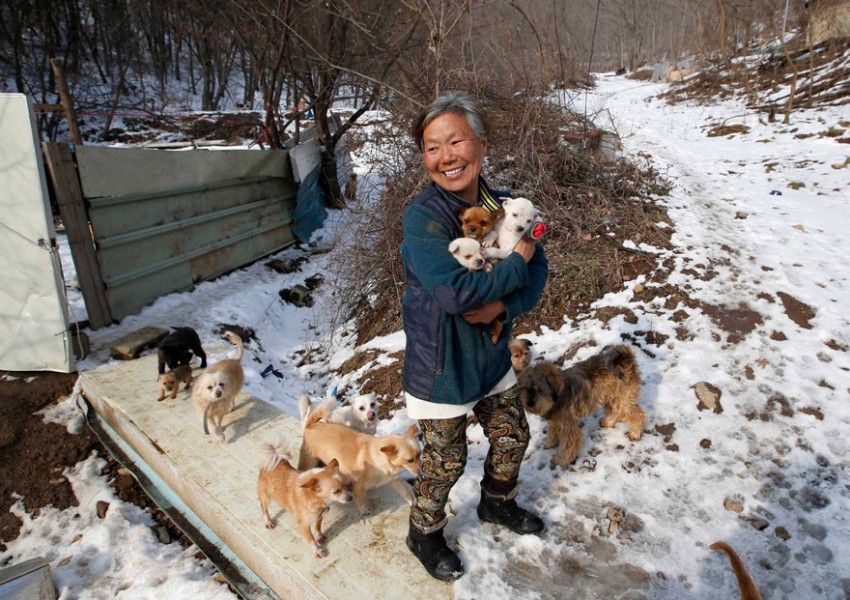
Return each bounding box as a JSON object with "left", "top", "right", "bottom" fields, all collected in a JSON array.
[
  {"left": 406, "top": 424, "right": 418, "bottom": 437},
  {"left": 326, "top": 458, "right": 340, "bottom": 470},
  {"left": 449, "top": 240, "right": 460, "bottom": 255},
  {"left": 380, "top": 443, "right": 399, "bottom": 458},
  {"left": 300, "top": 475, "right": 321, "bottom": 492},
  {"left": 542, "top": 363, "right": 564, "bottom": 395},
  {"left": 455, "top": 206, "right": 468, "bottom": 218},
  {"left": 491, "top": 207, "right": 505, "bottom": 223}
]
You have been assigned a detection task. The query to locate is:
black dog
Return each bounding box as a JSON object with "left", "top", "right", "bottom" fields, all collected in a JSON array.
[{"left": 157, "top": 327, "right": 207, "bottom": 374}]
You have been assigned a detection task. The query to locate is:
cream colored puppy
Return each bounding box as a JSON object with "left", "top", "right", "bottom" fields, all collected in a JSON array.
[
  {"left": 449, "top": 237, "right": 491, "bottom": 272},
  {"left": 191, "top": 331, "right": 244, "bottom": 442},
  {"left": 298, "top": 402, "right": 420, "bottom": 516},
  {"left": 298, "top": 393, "right": 379, "bottom": 435},
  {"left": 482, "top": 196, "right": 538, "bottom": 260}
]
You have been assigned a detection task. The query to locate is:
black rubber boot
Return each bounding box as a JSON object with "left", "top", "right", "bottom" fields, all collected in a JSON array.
[
  {"left": 407, "top": 523, "right": 464, "bottom": 582},
  {"left": 477, "top": 481, "right": 545, "bottom": 535}
]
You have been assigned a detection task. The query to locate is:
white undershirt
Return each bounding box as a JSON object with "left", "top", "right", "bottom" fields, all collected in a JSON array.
[{"left": 405, "top": 368, "right": 517, "bottom": 420}]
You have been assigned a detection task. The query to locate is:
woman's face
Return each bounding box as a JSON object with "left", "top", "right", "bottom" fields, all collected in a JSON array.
[{"left": 422, "top": 112, "right": 486, "bottom": 203}]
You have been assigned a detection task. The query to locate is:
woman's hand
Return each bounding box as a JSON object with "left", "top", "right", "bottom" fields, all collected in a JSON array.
[
  {"left": 514, "top": 238, "right": 535, "bottom": 262},
  {"left": 463, "top": 300, "right": 505, "bottom": 324}
]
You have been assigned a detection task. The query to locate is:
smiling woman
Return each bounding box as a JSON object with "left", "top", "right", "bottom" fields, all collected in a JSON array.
[
  {"left": 421, "top": 113, "right": 487, "bottom": 202},
  {"left": 399, "top": 90, "right": 549, "bottom": 582}
]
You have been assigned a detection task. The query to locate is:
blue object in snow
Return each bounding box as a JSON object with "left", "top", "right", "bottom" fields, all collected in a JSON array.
[
  {"left": 769, "top": 189, "right": 783, "bottom": 196},
  {"left": 291, "top": 165, "right": 326, "bottom": 243}
]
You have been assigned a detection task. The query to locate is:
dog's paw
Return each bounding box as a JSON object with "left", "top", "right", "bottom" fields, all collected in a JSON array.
[
  {"left": 313, "top": 544, "right": 328, "bottom": 558},
  {"left": 264, "top": 520, "right": 275, "bottom": 530},
  {"left": 315, "top": 533, "right": 326, "bottom": 546},
  {"left": 358, "top": 505, "right": 374, "bottom": 517},
  {"left": 628, "top": 431, "right": 642, "bottom": 441}
]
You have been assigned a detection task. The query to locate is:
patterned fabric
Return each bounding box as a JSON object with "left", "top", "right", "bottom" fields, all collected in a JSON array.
[{"left": 410, "top": 385, "right": 530, "bottom": 533}]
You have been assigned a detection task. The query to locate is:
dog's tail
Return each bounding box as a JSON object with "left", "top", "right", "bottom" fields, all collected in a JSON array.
[
  {"left": 258, "top": 440, "right": 293, "bottom": 472},
  {"left": 298, "top": 394, "right": 312, "bottom": 423},
  {"left": 601, "top": 345, "right": 635, "bottom": 379},
  {"left": 223, "top": 330, "right": 244, "bottom": 361},
  {"left": 304, "top": 398, "right": 334, "bottom": 429},
  {"left": 709, "top": 541, "right": 762, "bottom": 600}
]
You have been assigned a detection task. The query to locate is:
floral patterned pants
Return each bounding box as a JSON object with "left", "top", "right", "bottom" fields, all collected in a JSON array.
[{"left": 410, "top": 385, "right": 530, "bottom": 533}]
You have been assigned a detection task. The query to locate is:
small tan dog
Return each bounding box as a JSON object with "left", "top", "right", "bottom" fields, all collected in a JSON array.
[
  {"left": 517, "top": 345, "right": 645, "bottom": 467},
  {"left": 344, "top": 172, "right": 357, "bottom": 202},
  {"left": 191, "top": 331, "right": 244, "bottom": 442},
  {"left": 299, "top": 402, "right": 420, "bottom": 516},
  {"left": 710, "top": 541, "right": 762, "bottom": 599},
  {"left": 457, "top": 205, "right": 503, "bottom": 241},
  {"left": 257, "top": 441, "right": 352, "bottom": 558},
  {"left": 508, "top": 338, "right": 533, "bottom": 373},
  {"left": 156, "top": 364, "right": 193, "bottom": 401}
]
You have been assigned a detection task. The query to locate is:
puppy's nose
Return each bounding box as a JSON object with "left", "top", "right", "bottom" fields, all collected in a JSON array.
[
  {"left": 367, "top": 411, "right": 376, "bottom": 421},
  {"left": 475, "top": 258, "right": 484, "bottom": 268},
  {"left": 214, "top": 389, "right": 222, "bottom": 398}
]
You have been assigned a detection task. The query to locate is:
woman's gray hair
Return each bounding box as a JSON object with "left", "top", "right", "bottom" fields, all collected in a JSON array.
[{"left": 412, "top": 90, "right": 487, "bottom": 151}]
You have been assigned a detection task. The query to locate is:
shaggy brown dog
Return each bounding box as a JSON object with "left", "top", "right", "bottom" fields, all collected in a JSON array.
[
  {"left": 156, "top": 364, "right": 193, "bottom": 401},
  {"left": 710, "top": 541, "right": 762, "bottom": 600},
  {"left": 517, "top": 345, "right": 644, "bottom": 467}
]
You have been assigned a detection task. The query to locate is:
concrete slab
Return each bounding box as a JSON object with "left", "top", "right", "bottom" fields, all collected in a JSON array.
[{"left": 78, "top": 350, "right": 451, "bottom": 600}]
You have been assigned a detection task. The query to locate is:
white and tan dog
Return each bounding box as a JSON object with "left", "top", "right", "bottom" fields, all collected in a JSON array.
[
  {"left": 482, "top": 196, "right": 539, "bottom": 260},
  {"left": 299, "top": 393, "right": 379, "bottom": 435},
  {"left": 191, "top": 331, "right": 244, "bottom": 442},
  {"left": 449, "top": 237, "right": 491, "bottom": 272},
  {"left": 298, "top": 402, "right": 420, "bottom": 516}
]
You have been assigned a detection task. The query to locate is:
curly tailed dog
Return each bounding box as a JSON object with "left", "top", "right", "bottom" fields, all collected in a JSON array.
[
  {"left": 257, "top": 441, "right": 352, "bottom": 558},
  {"left": 517, "top": 345, "right": 645, "bottom": 467},
  {"left": 710, "top": 541, "right": 762, "bottom": 600},
  {"left": 192, "top": 331, "right": 244, "bottom": 442}
]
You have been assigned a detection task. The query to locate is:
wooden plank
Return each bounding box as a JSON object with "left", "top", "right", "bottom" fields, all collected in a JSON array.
[
  {"left": 50, "top": 58, "right": 83, "bottom": 146},
  {"left": 42, "top": 142, "right": 113, "bottom": 329},
  {"left": 75, "top": 146, "right": 290, "bottom": 198}
]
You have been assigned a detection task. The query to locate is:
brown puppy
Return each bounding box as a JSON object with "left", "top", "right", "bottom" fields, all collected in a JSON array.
[
  {"left": 456, "top": 205, "right": 507, "bottom": 342},
  {"left": 257, "top": 441, "right": 352, "bottom": 558},
  {"left": 508, "top": 338, "right": 532, "bottom": 373},
  {"left": 344, "top": 172, "right": 357, "bottom": 202},
  {"left": 517, "top": 345, "right": 644, "bottom": 467},
  {"left": 156, "top": 364, "right": 193, "bottom": 401},
  {"left": 458, "top": 205, "right": 503, "bottom": 241},
  {"left": 298, "top": 402, "right": 420, "bottom": 516},
  {"left": 191, "top": 331, "right": 244, "bottom": 442},
  {"left": 710, "top": 541, "right": 762, "bottom": 600}
]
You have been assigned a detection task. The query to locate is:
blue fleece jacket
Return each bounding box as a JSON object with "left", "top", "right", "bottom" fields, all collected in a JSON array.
[{"left": 400, "top": 181, "right": 548, "bottom": 406}]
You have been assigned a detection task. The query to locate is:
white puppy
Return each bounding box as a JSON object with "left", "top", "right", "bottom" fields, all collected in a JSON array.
[
  {"left": 482, "top": 196, "right": 538, "bottom": 260},
  {"left": 449, "top": 237, "right": 491, "bottom": 272},
  {"left": 299, "top": 393, "right": 379, "bottom": 435}
]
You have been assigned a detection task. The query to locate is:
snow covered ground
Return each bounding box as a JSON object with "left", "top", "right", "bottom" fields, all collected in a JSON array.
[{"left": 4, "top": 73, "right": 850, "bottom": 599}]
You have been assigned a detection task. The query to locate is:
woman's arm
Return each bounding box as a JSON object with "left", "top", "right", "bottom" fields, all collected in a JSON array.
[{"left": 402, "top": 205, "right": 529, "bottom": 315}]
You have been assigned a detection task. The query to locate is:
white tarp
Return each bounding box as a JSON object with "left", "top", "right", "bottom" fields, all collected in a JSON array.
[{"left": 0, "top": 94, "right": 73, "bottom": 372}]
